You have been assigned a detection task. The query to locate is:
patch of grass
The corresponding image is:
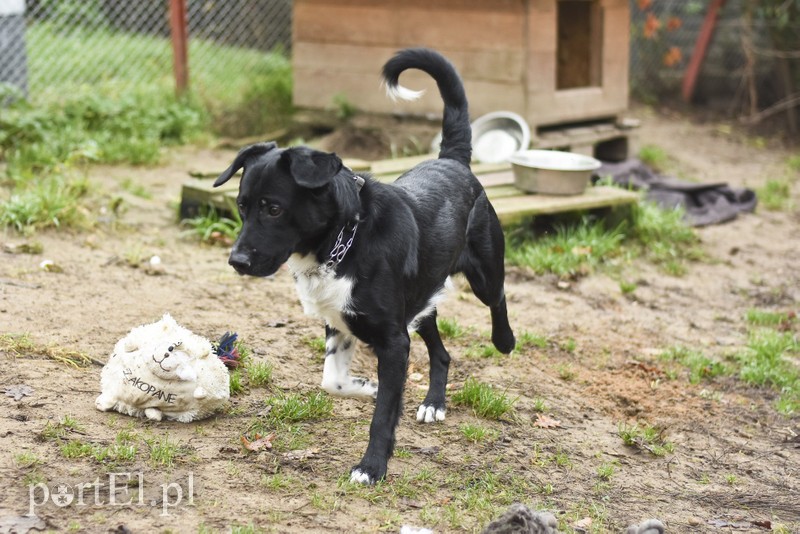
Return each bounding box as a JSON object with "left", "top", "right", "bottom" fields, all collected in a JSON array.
[
  {"left": 442, "top": 469, "right": 530, "bottom": 529},
  {"left": 261, "top": 472, "right": 301, "bottom": 491},
  {"left": 597, "top": 460, "right": 617, "bottom": 481},
  {"left": 61, "top": 440, "right": 94, "bottom": 459},
  {"left": 437, "top": 317, "right": 467, "bottom": 339},
  {"left": 737, "top": 329, "right": 800, "bottom": 415},
  {"left": 506, "top": 201, "right": 699, "bottom": 278},
  {"left": 466, "top": 342, "right": 503, "bottom": 359},
  {"left": 451, "top": 378, "right": 516, "bottom": 420},
  {"left": 1, "top": 334, "right": 93, "bottom": 367},
  {"left": 265, "top": 391, "right": 334, "bottom": 425},
  {"left": 394, "top": 447, "right": 413, "bottom": 459},
  {"left": 14, "top": 452, "right": 41, "bottom": 469},
  {"left": 0, "top": 175, "right": 93, "bottom": 234},
  {"left": 628, "top": 201, "right": 700, "bottom": 273},
  {"left": 559, "top": 500, "right": 611, "bottom": 533},
  {"left": 745, "top": 309, "right": 796, "bottom": 328},
  {"left": 229, "top": 369, "right": 246, "bottom": 396},
  {"left": 506, "top": 217, "right": 626, "bottom": 278},
  {"left": 332, "top": 93, "right": 356, "bottom": 120},
  {"left": 757, "top": 179, "right": 793, "bottom": 211},
  {"left": 659, "top": 345, "right": 729, "bottom": 384},
  {"left": 619, "top": 279, "right": 638, "bottom": 295},
  {"left": 181, "top": 206, "right": 241, "bottom": 246},
  {"left": 516, "top": 331, "right": 548, "bottom": 350},
  {"left": 618, "top": 422, "right": 674, "bottom": 456},
  {"left": 92, "top": 443, "right": 137, "bottom": 464},
  {"left": 146, "top": 434, "right": 185, "bottom": 468},
  {"left": 556, "top": 363, "right": 577, "bottom": 381},
  {"left": 553, "top": 449, "right": 573, "bottom": 468},
  {"left": 230, "top": 524, "right": 265, "bottom": 534},
  {"left": 303, "top": 336, "right": 327, "bottom": 356},
  {"left": 41, "top": 415, "right": 84, "bottom": 442},
  {"left": 248, "top": 361, "right": 274, "bottom": 388},
  {"left": 560, "top": 338, "right": 577, "bottom": 353},
  {"left": 459, "top": 422, "right": 498, "bottom": 443},
  {"left": 638, "top": 144, "right": 670, "bottom": 171}
]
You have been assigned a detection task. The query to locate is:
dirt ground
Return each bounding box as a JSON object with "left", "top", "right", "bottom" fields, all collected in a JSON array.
[{"left": 1, "top": 107, "right": 799, "bottom": 533}]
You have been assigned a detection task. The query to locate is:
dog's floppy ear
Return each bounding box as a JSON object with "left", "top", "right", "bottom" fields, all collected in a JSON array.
[
  {"left": 283, "top": 147, "right": 343, "bottom": 189},
  {"left": 213, "top": 142, "right": 277, "bottom": 187}
]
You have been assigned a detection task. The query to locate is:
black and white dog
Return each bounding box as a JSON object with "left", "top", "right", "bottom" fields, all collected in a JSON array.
[{"left": 214, "top": 48, "right": 515, "bottom": 484}]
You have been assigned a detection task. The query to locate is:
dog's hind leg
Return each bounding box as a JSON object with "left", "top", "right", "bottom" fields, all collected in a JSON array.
[
  {"left": 415, "top": 311, "right": 450, "bottom": 423},
  {"left": 321, "top": 326, "right": 378, "bottom": 398},
  {"left": 459, "top": 194, "right": 516, "bottom": 354}
]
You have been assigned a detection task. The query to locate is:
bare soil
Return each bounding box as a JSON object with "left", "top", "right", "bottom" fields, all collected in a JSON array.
[{"left": 1, "top": 107, "right": 799, "bottom": 533}]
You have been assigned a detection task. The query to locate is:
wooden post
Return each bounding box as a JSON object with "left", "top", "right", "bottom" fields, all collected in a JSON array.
[
  {"left": 169, "top": 0, "right": 189, "bottom": 96},
  {"left": 682, "top": 0, "right": 727, "bottom": 103}
]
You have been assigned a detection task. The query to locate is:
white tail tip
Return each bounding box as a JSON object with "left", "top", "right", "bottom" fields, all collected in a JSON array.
[{"left": 385, "top": 83, "right": 425, "bottom": 102}]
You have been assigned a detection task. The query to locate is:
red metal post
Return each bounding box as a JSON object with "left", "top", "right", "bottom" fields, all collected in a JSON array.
[
  {"left": 169, "top": 0, "right": 189, "bottom": 96},
  {"left": 682, "top": 0, "right": 727, "bottom": 103}
]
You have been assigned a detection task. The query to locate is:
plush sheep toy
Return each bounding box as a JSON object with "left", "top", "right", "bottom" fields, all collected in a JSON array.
[{"left": 95, "top": 314, "right": 230, "bottom": 422}]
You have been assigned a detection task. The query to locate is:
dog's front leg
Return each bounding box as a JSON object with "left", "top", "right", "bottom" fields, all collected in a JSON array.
[
  {"left": 350, "top": 330, "right": 409, "bottom": 484},
  {"left": 321, "top": 326, "right": 378, "bottom": 398}
]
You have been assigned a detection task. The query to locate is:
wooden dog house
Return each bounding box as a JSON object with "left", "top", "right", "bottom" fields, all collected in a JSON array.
[{"left": 293, "top": 0, "right": 634, "bottom": 159}]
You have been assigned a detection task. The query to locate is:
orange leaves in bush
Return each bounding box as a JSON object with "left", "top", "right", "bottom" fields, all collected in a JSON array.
[{"left": 663, "top": 46, "right": 682, "bottom": 67}]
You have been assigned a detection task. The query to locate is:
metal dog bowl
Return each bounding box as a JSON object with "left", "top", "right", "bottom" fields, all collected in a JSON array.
[
  {"left": 430, "top": 111, "right": 531, "bottom": 164},
  {"left": 509, "top": 150, "right": 601, "bottom": 195}
]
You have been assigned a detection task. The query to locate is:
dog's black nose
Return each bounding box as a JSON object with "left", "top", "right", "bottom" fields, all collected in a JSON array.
[{"left": 228, "top": 251, "right": 251, "bottom": 272}]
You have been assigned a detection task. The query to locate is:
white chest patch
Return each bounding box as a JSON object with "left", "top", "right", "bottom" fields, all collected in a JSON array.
[{"left": 287, "top": 254, "right": 354, "bottom": 334}]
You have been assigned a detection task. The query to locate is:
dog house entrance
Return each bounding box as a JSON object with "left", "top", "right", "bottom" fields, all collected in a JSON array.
[{"left": 557, "top": 0, "right": 603, "bottom": 90}]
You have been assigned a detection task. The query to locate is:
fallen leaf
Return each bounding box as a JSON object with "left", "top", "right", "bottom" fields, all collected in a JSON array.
[
  {"left": 283, "top": 448, "right": 319, "bottom": 461},
  {"left": 4, "top": 385, "right": 34, "bottom": 401},
  {"left": 533, "top": 413, "right": 562, "bottom": 429},
  {"left": 240, "top": 433, "right": 275, "bottom": 452}
]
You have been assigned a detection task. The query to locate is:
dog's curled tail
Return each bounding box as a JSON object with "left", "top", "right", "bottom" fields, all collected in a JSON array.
[{"left": 382, "top": 48, "right": 471, "bottom": 168}]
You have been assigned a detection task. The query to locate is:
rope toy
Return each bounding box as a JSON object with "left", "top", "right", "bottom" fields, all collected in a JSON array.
[{"left": 215, "top": 331, "right": 242, "bottom": 368}]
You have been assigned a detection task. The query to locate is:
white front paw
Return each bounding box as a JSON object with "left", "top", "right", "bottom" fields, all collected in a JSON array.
[
  {"left": 416, "top": 404, "right": 446, "bottom": 423},
  {"left": 349, "top": 469, "right": 373, "bottom": 485}
]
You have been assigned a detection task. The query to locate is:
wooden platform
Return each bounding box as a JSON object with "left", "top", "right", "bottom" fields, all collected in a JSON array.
[{"left": 180, "top": 153, "right": 639, "bottom": 226}]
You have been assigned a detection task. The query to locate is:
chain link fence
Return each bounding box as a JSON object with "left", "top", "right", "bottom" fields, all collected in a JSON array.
[
  {"left": 630, "top": 0, "right": 800, "bottom": 132},
  {"left": 0, "top": 0, "right": 292, "bottom": 105},
  {"left": 2, "top": 0, "right": 797, "bottom": 134}
]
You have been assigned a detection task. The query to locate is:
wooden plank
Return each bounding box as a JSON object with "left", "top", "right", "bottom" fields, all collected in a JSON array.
[
  {"left": 294, "top": 66, "right": 525, "bottom": 117},
  {"left": 294, "top": 1, "right": 525, "bottom": 50},
  {"left": 294, "top": 42, "right": 525, "bottom": 84},
  {"left": 491, "top": 186, "right": 639, "bottom": 226},
  {"left": 182, "top": 179, "right": 638, "bottom": 229}
]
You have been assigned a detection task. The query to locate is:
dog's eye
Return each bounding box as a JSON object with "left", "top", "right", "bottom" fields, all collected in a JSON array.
[{"left": 263, "top": 202, "right": 283, "bottom": 217}]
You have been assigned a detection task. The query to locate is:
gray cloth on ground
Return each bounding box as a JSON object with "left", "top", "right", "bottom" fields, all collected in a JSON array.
[
  {"left": 481, "top": 504, "right": 559, "bottom": 534},
  {"left": 593, "top": 159, "right": 757, "bottom": 227}
]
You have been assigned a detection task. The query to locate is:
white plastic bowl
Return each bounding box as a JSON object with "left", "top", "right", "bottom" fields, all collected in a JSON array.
[
  {"left": 430, "top": 111, "right": 531, "bottom": 164},
  {"left": 509, "top": 150, "right": 601, "bottom": 195}
]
